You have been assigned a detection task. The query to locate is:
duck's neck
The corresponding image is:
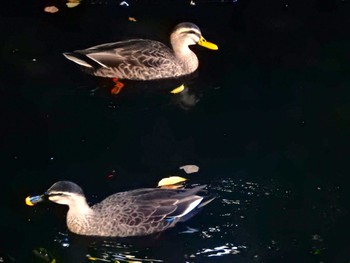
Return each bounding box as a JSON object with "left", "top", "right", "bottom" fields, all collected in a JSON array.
[
  {"left": 171, "top": 40, "right": 199, "bottom": 74},
  {"left": 66, "top": 196, "right": 95, "bottom": 235}
]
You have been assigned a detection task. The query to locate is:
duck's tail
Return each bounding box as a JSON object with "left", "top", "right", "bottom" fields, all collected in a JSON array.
[
  {"left": 178, "top": 194, "right": 216, "bottom": 223},
  {"left": 63, "top": 52, "right": 97, "bottom": 68},
  {"left": 163, "top": 185, "right": 217, "bottom": 223}
]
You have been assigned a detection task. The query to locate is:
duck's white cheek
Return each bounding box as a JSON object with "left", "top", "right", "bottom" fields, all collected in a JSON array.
[
  {"left": 188, "top": 37, "right": 199, "bottom": 46},
  {"left": 49, "top": 196, "right": 69, "bottom": 205}
]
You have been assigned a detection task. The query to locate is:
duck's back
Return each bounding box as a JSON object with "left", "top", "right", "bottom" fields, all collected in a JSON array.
[
  {"left": 76, "top": 39, "right": 185, "bottom": 80},
  {"left": 89, "top": 187, "right": 206, "bottom": 237}
]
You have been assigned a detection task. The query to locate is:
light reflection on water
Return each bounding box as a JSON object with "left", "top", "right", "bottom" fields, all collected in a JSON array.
[
  {"left": 196, "top": 243, "right": 247, "bottom": 257},
  {"left": 50, "top": 177, "right": 264, "bottom": 262},
  {"left": 50, "top": 176, "right": 336, "bottom": 262},
  {"left": 54, "top": 232, "right": 70, "bottom": 248},
  {"left": 86, "top": 241, "right": 164, "bottom": 262}
]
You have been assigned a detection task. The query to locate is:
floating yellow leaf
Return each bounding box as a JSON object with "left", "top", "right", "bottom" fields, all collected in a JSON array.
[
  {"left": 170, "top": 84, "right": 185, "bottom": 94},
  {"left": 161, "top": 184, "right": 183, "bottom": 189},
  {"left": 158, "top": 176, "right": 187, "bottom": 187},
  {"left": 128, "top": 17, "right": 137, "bottom": 22},
  {"left": 66, "top": 2, "right": 80, "bottom": 8}
]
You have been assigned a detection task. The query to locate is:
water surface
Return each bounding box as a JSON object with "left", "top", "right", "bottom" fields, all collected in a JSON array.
[{"left": 1, "top": 0, "right": 350, "bottom": 262}]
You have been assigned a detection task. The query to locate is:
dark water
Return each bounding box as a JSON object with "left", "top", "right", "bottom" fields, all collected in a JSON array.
[{"left": 1, "top": 0, "right": 350, "bottom": 262}]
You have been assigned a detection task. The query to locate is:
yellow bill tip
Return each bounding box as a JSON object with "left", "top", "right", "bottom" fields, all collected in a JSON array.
[
  {"left": 25, "top": 196, "right": 35, "bottom": 206},
  {"left": 198, "top": 36, "right": 219, "bottom": 50},
  {"left": 200, "top": 41, "right": 218, "bottom": 50},
  {"left": 25, "top": 195, "right": 44, "bottom": 206}
]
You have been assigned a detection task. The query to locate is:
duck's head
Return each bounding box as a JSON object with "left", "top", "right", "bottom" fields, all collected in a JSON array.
[
  {"left": 45, "top": 181, "right": 85, "bottom": 205},
  {"left": 26, "top": 181, "right": 85, "bottom": 206},
  {"left": 170, "top": 22, "right": 218, "bottom": 51}
]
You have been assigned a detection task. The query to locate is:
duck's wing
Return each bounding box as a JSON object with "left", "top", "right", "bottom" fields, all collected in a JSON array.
[
  {"left": 94, "top": 186, "right": 210, "bottom": 226},
  {"left": 136, "top": 187, "right": 206, "bottom": 222},
  {"left": 76, "top": 39, "right": 177, "bottom": 69}
]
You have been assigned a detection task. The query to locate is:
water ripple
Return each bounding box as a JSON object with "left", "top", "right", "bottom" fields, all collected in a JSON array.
[
  {"left": 87, "top": 241, "right": 164, "bottom": 263},
  {"left": 196, "top": 243, "right": 247, "bottom": 257}
]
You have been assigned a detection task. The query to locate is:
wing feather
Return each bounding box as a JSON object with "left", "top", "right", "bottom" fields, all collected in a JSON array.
[
  {"left": 92, "top": 186, "right": 207, "bottom": 227},
  {"left": 77, "top": 39, "right": 176, "bottom": 69}
]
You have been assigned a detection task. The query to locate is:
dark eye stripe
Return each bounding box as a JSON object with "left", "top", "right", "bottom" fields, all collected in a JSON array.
[
  {"left": 181, "top": 30, "right": 201, "bottom": 38},
  {"left": 48, "top": 193, "right": 65, "bottom": 197}
]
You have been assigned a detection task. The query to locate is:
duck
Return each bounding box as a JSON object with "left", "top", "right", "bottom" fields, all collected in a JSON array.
[
  {"left": 26, "top": 181, "right": 214, "bottom": 237},
  {"left": 63, "top": 22, "right": 218, "bottom": 81}
]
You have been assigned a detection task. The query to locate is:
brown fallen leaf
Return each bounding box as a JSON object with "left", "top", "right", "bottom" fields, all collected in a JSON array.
[
  {"left": 44, "top": 6, "right": 59, "bottom": 13},
  {"left": 179, "top": 165, "right": 199, "bottom": 174}
]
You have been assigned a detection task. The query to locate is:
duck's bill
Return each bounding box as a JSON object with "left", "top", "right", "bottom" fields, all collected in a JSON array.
[
  {"left": 198, "top": 36, "right": 218, "bottom": 50},
  {"left": 25, "top": 195, "right": 45, "bottom": 206}
]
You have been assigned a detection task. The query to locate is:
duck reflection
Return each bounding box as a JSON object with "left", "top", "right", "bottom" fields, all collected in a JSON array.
[
  {"left": 171, "top": 84, "right": 200, "bottom": 110},
  {"left": 90, "top": 73, "right": 202, "bottom": 111}
]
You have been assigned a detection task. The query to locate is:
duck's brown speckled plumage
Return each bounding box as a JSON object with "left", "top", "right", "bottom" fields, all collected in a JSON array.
[
  {"left": 40, "top": 181, "right": 213, "bottom": 237},
  {"left": 79, "top": 40, "right": 185, "bottom": 80},
  {"left": 63, "top": 22, "right": 217, "bottom": 81}
]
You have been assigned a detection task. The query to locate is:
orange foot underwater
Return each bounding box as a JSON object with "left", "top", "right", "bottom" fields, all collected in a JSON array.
[{"left": 111, "top": 78, "right": 125, "bottom": 94}]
